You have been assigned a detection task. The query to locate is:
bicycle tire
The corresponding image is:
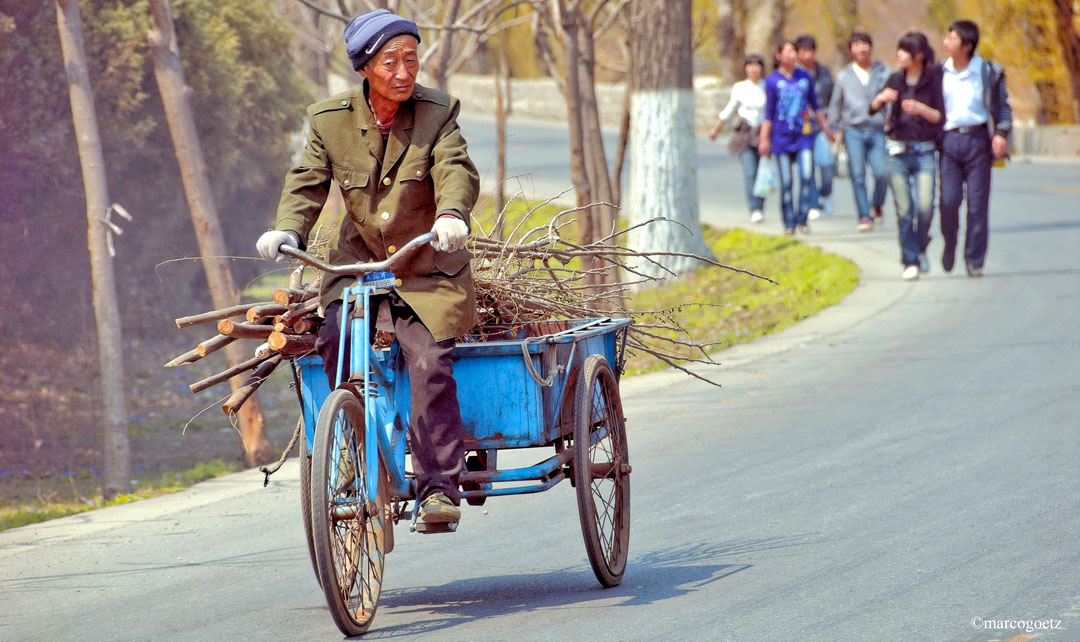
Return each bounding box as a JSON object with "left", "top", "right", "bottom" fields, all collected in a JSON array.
[
  {"left": 573, "top": 354, "right": 631, "bottom": 587},
  {"left": 310, "top": 389, "right": 388, "bottom": 636}
]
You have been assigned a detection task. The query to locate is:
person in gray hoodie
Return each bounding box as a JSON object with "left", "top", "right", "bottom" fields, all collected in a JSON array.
[{"left": 828, "top": 31, "right": 892, "bottom": 231}]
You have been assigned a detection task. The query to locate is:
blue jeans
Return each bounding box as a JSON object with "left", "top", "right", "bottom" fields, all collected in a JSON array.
[
  {"left": 775, "top": 148, "right": 814, "bottom": 229},
  {"left": 844, "top": 127, "right": 888, "bottom": 220},
  {"left": 886, "top": 147, "right": 936, "bottom": 266},
  {"left": 808, "top": 131, "right": 835, "bottom": 207},
  {"left": 738, "top": 147, "right": 765, "bottom": 212}
]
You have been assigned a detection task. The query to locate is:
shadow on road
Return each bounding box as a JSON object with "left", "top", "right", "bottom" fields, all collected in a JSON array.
[{"left": 359, "top": 534, "right": 819, "bottom": 639}]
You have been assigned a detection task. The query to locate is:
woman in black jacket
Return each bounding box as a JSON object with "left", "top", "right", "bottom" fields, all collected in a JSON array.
[{"left": 869, "top": 31, "right": 945, "bottom": 280}]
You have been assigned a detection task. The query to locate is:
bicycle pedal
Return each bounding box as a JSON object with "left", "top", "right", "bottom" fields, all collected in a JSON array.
[{"left": 413, "top": 520, "right": 458, "bottom": 534}]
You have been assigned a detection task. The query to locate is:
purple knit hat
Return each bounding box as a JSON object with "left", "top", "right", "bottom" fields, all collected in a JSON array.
[{"left": 343, "top": 9, "right": 421, "bottom": 71}]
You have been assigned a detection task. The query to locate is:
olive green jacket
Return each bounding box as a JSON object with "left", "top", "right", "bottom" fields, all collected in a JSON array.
[{"left": 274, "top": 83, "right": 480, "bottom": 341}]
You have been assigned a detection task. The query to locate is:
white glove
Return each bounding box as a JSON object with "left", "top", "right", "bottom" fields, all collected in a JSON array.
[
  {"left": 431, "top": 215, "right": 468, "bottom": 253},
  {"left": 256, "top": 230, "right": 301, "bottom": 262}
]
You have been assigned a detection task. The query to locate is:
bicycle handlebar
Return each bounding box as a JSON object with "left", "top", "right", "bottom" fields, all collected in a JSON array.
[{"left": 278, "top": 231, "right": 438, "bottom": 276}]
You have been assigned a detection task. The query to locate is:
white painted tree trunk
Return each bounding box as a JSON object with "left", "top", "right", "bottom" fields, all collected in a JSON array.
[{"left": 627, "top": 88, "right": 713, "bottom": 281}]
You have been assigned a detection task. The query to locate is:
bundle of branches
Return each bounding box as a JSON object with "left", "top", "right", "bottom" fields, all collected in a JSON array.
[
  {"left": 467, "top": 199, "right": 775, "bottom": 385},
  {"left": 164, "top": 266, "right": 321, "bottom": 416}
]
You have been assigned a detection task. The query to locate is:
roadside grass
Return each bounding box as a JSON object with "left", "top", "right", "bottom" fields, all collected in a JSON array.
[
  {"left": 0, "top": 459, "right": 241, "bottom": 532},
  {"left": 625, "top": 226, "right": 859, "bottom": 374}
]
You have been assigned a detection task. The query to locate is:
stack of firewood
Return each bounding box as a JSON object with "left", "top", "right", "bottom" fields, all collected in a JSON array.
[{"left": 165, "top": 268, "right": 321, "bottom": 416}]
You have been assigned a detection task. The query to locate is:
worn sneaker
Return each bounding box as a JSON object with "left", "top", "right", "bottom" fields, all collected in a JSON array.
[
  {"left": 902, "top": 265, "right": 919, "bottom": 281},
  {"left": 822, "top": 195, "right": 834, "bottom": 214},
  {"left": 857, "top": 218, "right": 874, "bottom": 232},
  {"left": 750, "top": 210, "right": 764, "bottom": 224},
  {"left": 784, "top": 227, "right": 796, "bottom": 236},
  {"left": 966, "top": 262, "right": 984, "bottom": 277},
  {"left": 918, "top": 253, "right": 930, "bottom": 273},
  {"left": 798, "top": 224, "right": 811, "bottom": 235},
  {"left": 419, "top": 492, "right": 461, "bottom": 524},
  {"left": 872, "top": 206, "right": 884, "bottom": 222},
  {"left": 807, "top": 208, "right": 822, "bottom": 221}
]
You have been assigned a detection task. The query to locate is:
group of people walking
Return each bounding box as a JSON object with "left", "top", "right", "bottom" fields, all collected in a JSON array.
[{"left": 710, "top": 20, "right": 1012, "bottom": 280}]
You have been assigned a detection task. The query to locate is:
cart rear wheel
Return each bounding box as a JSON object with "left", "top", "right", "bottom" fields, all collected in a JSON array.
[
  {"left": 299, "top": 425, "right": 319, "bottom": 588},
  {"left": 573, "top": 354, "right": 631, "bottom": 587},
  {"left": 311, "top": 389, "right": 388, "bottom": 636}
]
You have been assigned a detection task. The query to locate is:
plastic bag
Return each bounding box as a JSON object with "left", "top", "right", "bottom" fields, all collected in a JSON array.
[
  {"left": 833, "top": 135, "right": 849, "bottom": 179},
  {"left": 752, "top": 156, "right": 777, "bottom": 198}
]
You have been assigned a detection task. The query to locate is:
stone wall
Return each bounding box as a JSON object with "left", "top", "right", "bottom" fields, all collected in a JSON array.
[
  {"left": 447, "top": 74, "right": 1080, "bottom": 158},
  {"left": 447, "top": 74, "right": 732, "bottom": 134}
]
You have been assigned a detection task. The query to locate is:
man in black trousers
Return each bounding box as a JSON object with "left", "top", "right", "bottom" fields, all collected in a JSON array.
[{"left": 939, "top": 19, "right": 1012, "bottom": 277}]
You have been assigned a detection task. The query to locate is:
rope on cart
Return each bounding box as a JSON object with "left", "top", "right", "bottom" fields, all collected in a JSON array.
[
  {"left": 521, "top": 336, "right": 560, "bottom": 387},
  {"left": 259, "top": 417, "right": 303, "bottom": 487}
]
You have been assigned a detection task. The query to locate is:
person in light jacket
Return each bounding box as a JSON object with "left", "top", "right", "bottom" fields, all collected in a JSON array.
[{"left": 829, "top": 31, "right": 892, "bottom": 231}]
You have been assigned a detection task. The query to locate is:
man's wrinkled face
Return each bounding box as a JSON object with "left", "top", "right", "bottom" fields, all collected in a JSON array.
[{"left": 361, "top": 34, "right": 419, "bottom": 103}]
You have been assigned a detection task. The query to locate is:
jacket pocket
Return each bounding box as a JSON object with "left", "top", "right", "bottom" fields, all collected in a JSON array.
[
  {"left": 332, "top": 165, "right": 371, "bottom": 221},
  {"left": 433, "top": 247, "right": 472, "bottom": 277}
]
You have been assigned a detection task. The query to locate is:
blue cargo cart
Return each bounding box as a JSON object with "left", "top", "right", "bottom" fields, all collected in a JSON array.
[{"left": 281, "top": 233, "right": 632, "bottom": 636}]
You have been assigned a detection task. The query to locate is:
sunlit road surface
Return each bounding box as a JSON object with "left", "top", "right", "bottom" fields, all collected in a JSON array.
[{"left": 2, "top": 116, "right": 1078, "bottom": 641}]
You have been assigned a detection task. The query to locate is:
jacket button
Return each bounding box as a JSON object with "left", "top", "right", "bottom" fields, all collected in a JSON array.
[
  {"left": 387, "top": 245, "right": 397, "bottom": 254},
  {"left": 340, "top": 99, "right": 348, "bottom": 107},
  {"left": 395, "top": 278, "right": 403, "bottom": 287},
  {"left": 380, "top": 211, "right": 390, "bottom": 221},
  {"left": 415, "top": 170, "right": 422, "bottom": 177},
  {"left": 342, "top": 178, "right": 350, "bottom": 187},
  {"left": 415, "top": 92, "right": 423, "bottom": 98},
  {"left": 382, "top": 176, "right": 391, "bottom": 186}
]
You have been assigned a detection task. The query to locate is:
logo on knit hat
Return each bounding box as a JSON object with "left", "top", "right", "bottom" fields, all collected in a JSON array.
[{"left": 365, "top": 34, "right": 385, "bottom": 55}]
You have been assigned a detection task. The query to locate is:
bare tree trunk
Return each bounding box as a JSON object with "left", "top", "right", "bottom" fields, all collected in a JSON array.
[
  {"left": 830, "top": 0, "right": 858, "bottom": 61},
  {"left": 494, "top": 51, "right": 508, "bottom": 237},
  {"left": 716, "top": 0, "right": 746, "bottom": 80},
  {"left": 55, "top": 0, "right": 132, "bottom": 499},
  {"left": 148, "top": 0, "right": 274, "bottom": 467},
  {"left": 744, "top": 0, "right": 785, "bottom": 61},
  {"left": 1054, "top": 0, "right": 1080, "bottom": 123},
  {"left": 576, "top": 17, "right": 616, "bottom": 245},
  {"left": 628, "top": 0, "right": 713, "bottom": 280},
  {"left": 612, "top": 72, "right": 631, "bottom": 208},
  {"left": 428, "top": 0, "right": 462, "bottom": 91},
  {"left": 551, "top": 1, "right": 595, "bottom": 248}
]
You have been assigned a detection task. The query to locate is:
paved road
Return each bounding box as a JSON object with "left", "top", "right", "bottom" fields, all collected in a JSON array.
[{"left": 3, "top": 117, "right": 1079, "bottom": 641}]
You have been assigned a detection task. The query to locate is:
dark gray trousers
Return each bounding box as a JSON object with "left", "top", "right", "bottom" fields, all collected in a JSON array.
[
  {"left": 940, "top": 128, "right": 993, "bottom": 268},
  {"left": 316, "top": 295, "right": 465, "bottom": 504}
]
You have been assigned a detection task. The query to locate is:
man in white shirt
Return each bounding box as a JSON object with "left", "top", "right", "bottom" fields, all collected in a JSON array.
[{"left": 939, "top": 19, "right": 1012, "bottom": 277}]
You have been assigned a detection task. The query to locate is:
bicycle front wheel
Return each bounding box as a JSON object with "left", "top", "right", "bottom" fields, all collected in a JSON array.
[{"left": 310, "top": 388, "right": 388, "bottom": 636}]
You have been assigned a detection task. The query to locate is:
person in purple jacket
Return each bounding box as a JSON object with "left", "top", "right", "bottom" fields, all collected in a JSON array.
[{"left": 759, "top": 40, "right": 835, "bottom": 234}]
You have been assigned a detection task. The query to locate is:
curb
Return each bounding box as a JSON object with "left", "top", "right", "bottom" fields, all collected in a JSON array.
[{"left": 619, "top": 222, "right": 914, "bottom": 397}]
